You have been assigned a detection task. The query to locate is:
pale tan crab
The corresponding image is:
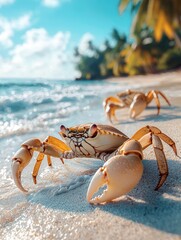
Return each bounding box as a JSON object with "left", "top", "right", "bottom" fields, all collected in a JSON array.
[
  {"left": 103, "top": 90, "right": 171, "bottom": 124},
  {"left": 12, "top": 123, "right": 177, "bottom": 204}
]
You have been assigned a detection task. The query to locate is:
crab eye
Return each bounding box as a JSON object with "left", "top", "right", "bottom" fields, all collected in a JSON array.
[
  {"left": 60, "top": 125, "right": 68, "bottom": 138},
  {"left": 60, "top": 125, "right": 66, "bottom": 132},
  {"left": 88, "top": 124, "right": 98, "bottom": 138}
]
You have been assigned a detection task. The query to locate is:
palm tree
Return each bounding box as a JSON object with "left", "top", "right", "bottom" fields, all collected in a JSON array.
[
  {"left": 104, "top": 29, "right": 128, "bottom": 76},
  {"left": 119, "top": 0, "right": 181, "bottom": 47},
  {"left": 123, "top": 26, "right": 177, "bottom": 75}
]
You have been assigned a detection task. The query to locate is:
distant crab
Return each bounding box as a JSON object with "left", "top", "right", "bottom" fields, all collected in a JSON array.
[
  {"left": 103, "top": 90, "right": 171, "bottom": 124},
  {"left": 12, "top": 123, "right": 177, "bottom": 204}
]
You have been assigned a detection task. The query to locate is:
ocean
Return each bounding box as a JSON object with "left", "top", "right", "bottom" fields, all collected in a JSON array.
[{"left": 0, "top": 79, "right": 119, "bottom": 138}]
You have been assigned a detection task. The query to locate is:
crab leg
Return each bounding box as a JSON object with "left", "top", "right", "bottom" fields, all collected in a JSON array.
[
  {"left": 152, "top": 135, "right": 168, "bottom": 190},
  {"left": 32, "top": 153, "right": 45, "bottom": 184},
  {"left": 131, "top": 126, "right": 178, "bottom": 190},
  {"left": 157, "top": 91, "right": 171, "bottom": 106},
  {"left": 138, "top": 132, "right": 152, "bottom": 150},
  {"left": 158, "top": 133, "right": 177, "bottom": 155},
  {"left": 147, "top": 90, "right": 171, "bottom": 115},
  {"left": 131, "top": 126, "right": 177, "bottom": 155},
  {"left": 12, "top": 137, "right": 71, "bottom": 192},
  {"left": 138, "top": 132, "right": 169, "bottom": 189},
  {"left": 152, "top": 91, "right": 161, "bottom": 115},
  {"left": 32, "top": 154, "right": 53, "bottom": 184},
  {"left": 47, "top": 155, "right": 52, "bottom": 166},
  {"left": 147, "top": 90, "right": 171, "bottom": 106}
]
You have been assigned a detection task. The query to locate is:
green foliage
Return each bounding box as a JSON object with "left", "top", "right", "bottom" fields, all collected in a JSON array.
[
  {"left": 74, "top": 1, "right": 181, "bottom": 80},
  {"left": 119, "top": 0, "right": 181, "bottom": 46},
  {"left": 75, "top": 29, "right": 129, "bottom": 79},
  {"left": 158, "top": 48, "right": 181, "bottom": 70}
]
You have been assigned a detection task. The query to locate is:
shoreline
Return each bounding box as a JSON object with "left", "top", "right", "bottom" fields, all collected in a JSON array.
[{"left": 75, "top": 68, "right": 181, "bottom": 82}]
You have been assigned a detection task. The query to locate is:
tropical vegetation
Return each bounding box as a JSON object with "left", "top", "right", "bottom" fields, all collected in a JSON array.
[{"left": 75, "top": 0, "right": 181, "bottom": 80}]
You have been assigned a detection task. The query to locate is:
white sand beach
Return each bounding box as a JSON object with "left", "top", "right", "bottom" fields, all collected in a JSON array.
[{"left": 0, "top": 71, "right": 181, "bottom": 240}]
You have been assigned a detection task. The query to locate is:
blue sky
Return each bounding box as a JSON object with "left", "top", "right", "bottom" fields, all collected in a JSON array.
[{"left": 0, "top": 0, "right": 132, "bottom": 79}]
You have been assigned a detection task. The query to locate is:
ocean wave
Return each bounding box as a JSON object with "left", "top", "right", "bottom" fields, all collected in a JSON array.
[
  {"left": 0, "top": 105, "right": 79, "bottom": 138},
  {"left": 35, "top": 98, "right": 54, "bottom": 105},
  {"left": 0, "top": 88, "right": 93, "bottom": 114},
  {"left": 0, "top": 95, "right": 81, "bottom": 114},
  {"left": 0, "top": 82, "right": 51, "bottom": 89},
  {"left": 0, "top": 99, "right": 30, "bottom": 113},
  {"left": 60, "top": 96, "right": 80, "bottom": 102}
]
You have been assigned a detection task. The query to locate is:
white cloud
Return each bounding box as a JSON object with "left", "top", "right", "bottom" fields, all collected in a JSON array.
[
  {"left": 43, "top": 0, "right": 59, "bottom": 7},
  {"left": 0, "top": 14, "right": 31, "bottom": 47},
  {"left": 78, "top": 32, "right": 94, "bottom": 56},
  {"left": 11, "top": 14, "right": 31, "bottom": 30},
  {"left": 0, "top": 28, "right": 77, "bottom": 79},
  {"left": 0, "top": 27, "right": 12, "bottom": 47},
  {"left": 0, "top": 0, "right": 14, "bottom": 7},
  {"left": 42, "top": 0, "right": 70, "bottom": 8},
  {"left": 42, "top": 0, "right": 69, "bottom": 8}
]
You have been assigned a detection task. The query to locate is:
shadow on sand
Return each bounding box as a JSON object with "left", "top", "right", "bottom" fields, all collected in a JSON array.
[
  {"left": 28, "top": 159, "right": 181, "bottom": 235},
  {"left": 113, "top": 105, "right": 181, "bottom": 125}
]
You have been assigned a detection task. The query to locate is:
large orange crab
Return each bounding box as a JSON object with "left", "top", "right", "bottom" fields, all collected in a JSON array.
[
  {"left": 103, "top": 90, "right": 171, "bottom": 124},
  {"left": 12, "top": 123, "right": 177, "bottom": 204}
]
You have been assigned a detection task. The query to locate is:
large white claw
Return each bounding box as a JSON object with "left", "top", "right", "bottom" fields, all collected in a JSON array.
[
  {"left": 12, "top": 147, "right": 32, "bottom": 192},
  {"left": 87, "top": 154, "right": 143, "bottom": 204}
]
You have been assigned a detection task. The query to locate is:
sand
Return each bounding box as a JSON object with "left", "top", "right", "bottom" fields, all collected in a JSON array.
[{"left": 1, "top": 71, "right": 181, "bottom": 240}]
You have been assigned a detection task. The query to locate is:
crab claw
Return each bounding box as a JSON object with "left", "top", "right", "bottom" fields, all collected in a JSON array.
[
  {"left": 129, "top": 94, "right": 147, "bottom": 119},
  {"left": 87, "top": 154, "right": 143, "bottom": 204},
  {"left": 12, "top": 139, "right": 42, "bottom": 192},
  {"left": 12, "top": 147, "right": 33, "bottom": 192}
]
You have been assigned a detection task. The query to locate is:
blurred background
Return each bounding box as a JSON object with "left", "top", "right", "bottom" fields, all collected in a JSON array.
[{"left": 0, "top": 0, "right": 180, "bottom": 80}]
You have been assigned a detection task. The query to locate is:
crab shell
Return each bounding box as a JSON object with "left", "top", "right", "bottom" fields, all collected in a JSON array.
[{"left": 60, "top": 124, "right": 129, "bottom": 157}]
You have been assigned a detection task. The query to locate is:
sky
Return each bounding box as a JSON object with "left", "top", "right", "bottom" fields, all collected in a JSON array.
[{"left": 0, "top": 0, "right": 133, "bottom": 80}]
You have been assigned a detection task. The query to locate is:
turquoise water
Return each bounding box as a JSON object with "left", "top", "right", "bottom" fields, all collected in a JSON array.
[{"left": 0, "top": 79, "right": 122, "bottom": 138}]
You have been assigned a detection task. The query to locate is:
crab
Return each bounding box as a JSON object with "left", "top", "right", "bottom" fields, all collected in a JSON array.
[
  {"left": 12, "top": 123, "right": 177, "bottom": 204},
  {"left": 103, "top": 90, "right": 171, "bottom": 124}
]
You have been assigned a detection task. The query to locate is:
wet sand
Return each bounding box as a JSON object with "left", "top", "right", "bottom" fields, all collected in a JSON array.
[{"left": 1, "top": 71, "right": 181, "bottom": 240}]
